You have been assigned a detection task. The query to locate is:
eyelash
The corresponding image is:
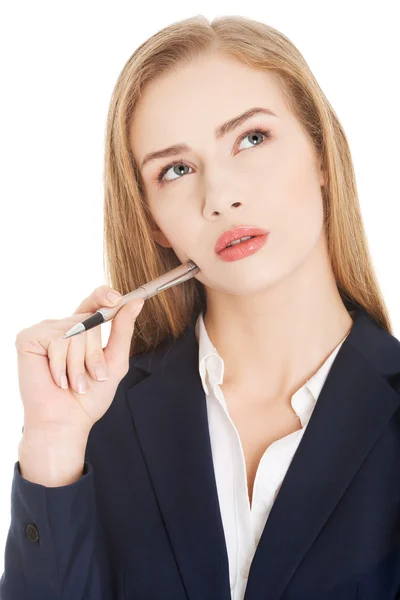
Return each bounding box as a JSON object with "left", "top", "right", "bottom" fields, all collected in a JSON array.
[{"left": 154, "top": 126, "right": 273, "bottom": 186}]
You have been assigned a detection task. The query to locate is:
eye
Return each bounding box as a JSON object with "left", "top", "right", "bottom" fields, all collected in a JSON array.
[
  {"left": 154, "top": 127, "right": 273, "bottom": 186},
  {"left": 236, "top": 129, "right": 270, "bottom": 151}
]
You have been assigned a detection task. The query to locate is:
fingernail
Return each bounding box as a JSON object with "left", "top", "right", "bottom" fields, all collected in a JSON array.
[
  {"left": 107, "top": 291, "right": 122, "bottom": 304},
  {"left": 94, "top": 363, "right": 108, "bottom": 382},
  {"left": 77, "top": 375, "right": 87, "bottom": 394},
  {"left": 60, "top": 374, "right": 68, "bottom": 389}
]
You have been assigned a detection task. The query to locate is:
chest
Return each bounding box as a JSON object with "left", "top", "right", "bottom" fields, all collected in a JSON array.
[{"left": 220, "top": 385, "right": 303, "bottom": 507}]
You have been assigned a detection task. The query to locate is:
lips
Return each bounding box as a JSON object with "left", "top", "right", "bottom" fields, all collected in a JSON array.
[{"left": 214, "top": 225, "right": 269, "bottom": 254}]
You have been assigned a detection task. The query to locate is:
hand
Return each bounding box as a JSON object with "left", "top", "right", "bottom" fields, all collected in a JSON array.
[{"left": 15, "top": 286, "right": 144, "bottom": 436}]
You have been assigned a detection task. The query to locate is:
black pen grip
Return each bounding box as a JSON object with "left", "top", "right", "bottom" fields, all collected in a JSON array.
[{"left": 81, "top": 310, "right": 105, "bottom": 332}]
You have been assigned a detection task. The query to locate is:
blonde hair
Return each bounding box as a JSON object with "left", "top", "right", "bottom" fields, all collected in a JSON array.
[{"left": 103, "top": 14, "right": 392, "bottom": 357}]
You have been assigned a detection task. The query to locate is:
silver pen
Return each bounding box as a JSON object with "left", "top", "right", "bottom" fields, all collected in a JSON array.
[{"left": 62, "top": 260, "right": 200, "bottom": 339}]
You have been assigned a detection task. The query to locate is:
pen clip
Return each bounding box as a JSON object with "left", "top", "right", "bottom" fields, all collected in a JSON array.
[{"left": 156, "top": 261, "right": 199, "bottom": 292}]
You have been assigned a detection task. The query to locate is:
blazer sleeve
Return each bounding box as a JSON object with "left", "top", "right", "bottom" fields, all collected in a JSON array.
[{"left": 0, "top": 460, "right": 112, "bottom": 600}]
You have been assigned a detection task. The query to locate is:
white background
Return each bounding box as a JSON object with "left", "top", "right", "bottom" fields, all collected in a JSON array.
[{"left": 0, "top": 0, "right": 399, "bottom": 574}]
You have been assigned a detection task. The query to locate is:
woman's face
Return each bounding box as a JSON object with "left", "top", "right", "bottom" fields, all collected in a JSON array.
[{"left": 130, "top": 53, "right": 326, "bottom": 296}]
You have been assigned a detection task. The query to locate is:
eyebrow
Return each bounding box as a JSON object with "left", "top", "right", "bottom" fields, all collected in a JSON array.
[{"left": 139, "top": 106, "right": 277, "bottom": 170}]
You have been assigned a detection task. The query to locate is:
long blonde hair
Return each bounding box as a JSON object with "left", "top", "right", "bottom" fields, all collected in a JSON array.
[{"left": 103, "top": 14, "right": 392, "bottom": 357}]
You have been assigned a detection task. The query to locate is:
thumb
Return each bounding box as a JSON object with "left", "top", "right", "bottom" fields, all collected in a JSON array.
[{"left": 104, "top": 298, "right": 144, "bottom": 372}]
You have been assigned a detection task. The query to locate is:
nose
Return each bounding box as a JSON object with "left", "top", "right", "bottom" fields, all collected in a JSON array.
[{"left": 205, "top": 200, "right": 243, "bottom": 218}]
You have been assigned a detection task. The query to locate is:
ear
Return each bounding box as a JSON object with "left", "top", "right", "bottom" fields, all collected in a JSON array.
[{"left": 318, "top": 159, "right": 327, "bottom": 187}]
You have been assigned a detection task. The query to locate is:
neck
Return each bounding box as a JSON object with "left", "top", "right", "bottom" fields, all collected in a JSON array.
[{"left": 202, "top": 236, "right": 353, "bottom": 401}]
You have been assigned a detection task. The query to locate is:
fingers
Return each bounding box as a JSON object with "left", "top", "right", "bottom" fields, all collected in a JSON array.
[
  {"left": 84, "top": 321, "right": 108, "bottom": 383},
  {"left": 47, "top": 335, "right": 71, "bottom": 390},
  {"left": 73, "top": 285, "right": 123, "bottom": 315},
  {"left": 66, "top": 329, "right": 88, "bottom": 394},
  {"left": 47, "top": 331, "right": 87, "bottom": 394},
  {"left": 46, "top": 286, "right": 138, "bottom": 393},
  {"left": 104, "top": 298, "right": 144, "bottom": 374},
  {"left": 48, "top": 317, "right": 108, "bottom": 394}
]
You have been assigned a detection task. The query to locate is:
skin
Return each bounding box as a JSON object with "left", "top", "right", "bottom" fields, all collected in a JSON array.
[{"left": 129, "top": 53, "right": 354, "bottom": 412}]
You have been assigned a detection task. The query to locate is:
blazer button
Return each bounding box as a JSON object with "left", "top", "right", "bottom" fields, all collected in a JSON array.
[{"left": 25, "top": 524, "right": 39, "bottom": 543}]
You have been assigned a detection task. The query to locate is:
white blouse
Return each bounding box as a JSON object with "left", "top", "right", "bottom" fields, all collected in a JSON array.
[{"left": 195, "top": 311, "right": 355, "bottom": 600}]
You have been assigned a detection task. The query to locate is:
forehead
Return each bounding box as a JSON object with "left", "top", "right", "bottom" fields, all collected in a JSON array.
[{"left": 129, "top": 55, "right": 289, "bottom": 158}]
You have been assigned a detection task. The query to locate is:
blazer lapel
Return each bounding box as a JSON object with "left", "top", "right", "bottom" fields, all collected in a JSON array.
[
  {"left": 126, "top": 312, "right": 231, "bottom": 600},
  {"left": 126, "top": 305, "right": 400, "bottom": 600},
  {"left": 244, "top": 306, "right": 400, "bottom": 599}
]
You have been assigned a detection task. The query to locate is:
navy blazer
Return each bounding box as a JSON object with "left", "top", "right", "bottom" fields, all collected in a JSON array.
[{"left": 2, "top": 302, "right": 400, "bottom": 599}]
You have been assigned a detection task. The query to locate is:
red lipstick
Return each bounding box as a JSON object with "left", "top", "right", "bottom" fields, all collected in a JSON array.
[{"left": 214, "top": 225, "right": 269, "bottom": 262}]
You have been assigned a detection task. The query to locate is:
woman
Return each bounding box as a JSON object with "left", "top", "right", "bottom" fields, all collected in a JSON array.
[{"left": 2, "top": 14, "right": 400, "bottom": 600}]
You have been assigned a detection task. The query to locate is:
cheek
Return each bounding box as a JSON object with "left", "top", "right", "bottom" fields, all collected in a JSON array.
[
  {"left": 155, "top": 215, "right": 196, "bottom": 261},
  {"left": 284, "top": 177, "right": 324, "bottom": 239},
  {"left": 265, "top": 161, "right": 325, "bottom": 273},
  {"left": 148, "top": 189, "right": 199, "bottom": 253},
  {"left": 281, "top": 195, "right": 324, "bottom": 263}
]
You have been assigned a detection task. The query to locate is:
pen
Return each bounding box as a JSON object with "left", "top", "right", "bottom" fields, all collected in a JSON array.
[{"left": 62, "top": 260, "right": 200, "bottom": 339}]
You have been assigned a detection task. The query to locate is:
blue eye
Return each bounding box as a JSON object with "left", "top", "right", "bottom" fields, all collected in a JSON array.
[{"left": 154, "top": 127, "right": 273, "bottom": 186}]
